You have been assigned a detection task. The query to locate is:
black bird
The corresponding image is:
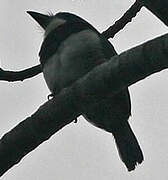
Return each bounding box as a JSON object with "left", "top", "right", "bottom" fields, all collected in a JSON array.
[{"left": 27, "top": 11, "right": 144, "bottom": 171}]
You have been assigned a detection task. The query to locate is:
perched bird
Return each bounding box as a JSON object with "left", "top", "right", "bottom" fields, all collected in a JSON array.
[{"left": 27, "top": 11, "right": 144, "bottom": 171}]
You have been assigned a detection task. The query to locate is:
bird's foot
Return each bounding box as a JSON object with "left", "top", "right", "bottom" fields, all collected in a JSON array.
[
  {"left": 74, "top": 118, "right": 78, "bottom": 123},
  {"left": 47, "top": 93, "right": 54, "bottom": 100},
  {"left": 47, "top": 93, "right": 77, "bottom": 123}
]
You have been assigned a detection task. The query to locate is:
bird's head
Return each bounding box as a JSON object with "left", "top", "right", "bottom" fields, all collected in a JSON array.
[{"left": 27, "top": 11, "right": 90, "bottom": 36}]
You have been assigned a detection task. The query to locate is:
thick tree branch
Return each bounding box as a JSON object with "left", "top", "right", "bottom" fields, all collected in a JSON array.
[
  {"left": 0, "top": 33, "right": 168, "bottom": 176},
  {"left": 0, "top": 64, "right": 42, "bottom": 82},
  {"left": 0, "top": 0, "right": 167, "bottom": 176}
]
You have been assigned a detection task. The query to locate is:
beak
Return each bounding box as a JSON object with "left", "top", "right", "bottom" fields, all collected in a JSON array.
[{"left": 27, "top": 11, "right": 51, "bottom": 29}]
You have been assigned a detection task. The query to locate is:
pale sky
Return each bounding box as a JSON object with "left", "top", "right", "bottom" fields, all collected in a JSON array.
[{"left": 0, "top": 0, "right": 168, "bottom": 179}]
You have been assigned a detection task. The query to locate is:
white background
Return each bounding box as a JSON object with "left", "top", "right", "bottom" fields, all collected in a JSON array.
[{"left": 0, "top": 0, "right": 168, "bottom": 179}]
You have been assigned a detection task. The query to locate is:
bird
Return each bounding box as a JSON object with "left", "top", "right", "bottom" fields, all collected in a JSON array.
[{"left": 27, "top": 11, "right": 144, "bottom": 171}]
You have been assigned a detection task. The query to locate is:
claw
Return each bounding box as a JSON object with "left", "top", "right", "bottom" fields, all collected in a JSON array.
[
  {"left": 47, "top": 93, "right": 54, "bottom": 100},
  {"left": 74, "top": 118, "right": 78, "bottom": 123}
]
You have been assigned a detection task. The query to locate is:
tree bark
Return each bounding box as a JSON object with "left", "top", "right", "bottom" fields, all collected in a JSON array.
[{"left": 0, "top": 33, "right": 168, "bottom": 177}]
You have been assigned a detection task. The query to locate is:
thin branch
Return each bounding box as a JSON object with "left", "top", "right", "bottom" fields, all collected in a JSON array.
[
  {"left": 0, "top": 0, "right": 167, "bottom": 83},
  {"left": 0, "top": 1, "right": 143, "bottom": 82},
  {"left": 0, "top": 64, "right": 42, "bottom": 82},
  {"left": 0, "top": 33, "right": 168, "bottom": 177},
  {"left": 102, "top": 0, "right": 143, "bottom": 39}
]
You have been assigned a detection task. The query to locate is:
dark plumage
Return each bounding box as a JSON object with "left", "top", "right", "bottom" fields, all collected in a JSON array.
[{"left": 28, "top": 11, "right": 144, "bottom": 171}]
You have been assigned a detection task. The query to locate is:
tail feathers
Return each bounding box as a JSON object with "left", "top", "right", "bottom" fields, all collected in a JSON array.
[{"left": 113, "top": 122, "right": 144, "bottom": 171}]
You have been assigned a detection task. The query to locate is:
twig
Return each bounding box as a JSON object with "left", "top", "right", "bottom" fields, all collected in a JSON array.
[
  {"left": 102, "top": 0, "right": 143, "bottom": 39},
  {"left": 0, "top": 64, "right": 42, "bottom": 82},
  {"left": 0, "top": 1, "right": 143, "bottom": 82}
]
